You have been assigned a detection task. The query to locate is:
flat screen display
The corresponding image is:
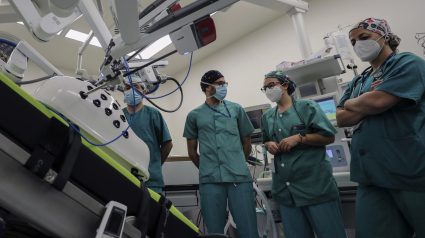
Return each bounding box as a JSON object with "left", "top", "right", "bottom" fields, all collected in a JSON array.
[
  {"left": 326, "top": 150, "right": 333, "bottom": 158},
  {"left": 246, "top": 109, "right": 263, "bottom": 129},
  {"left": 315, "top": 97, "right": 337, "bottom": 121}
]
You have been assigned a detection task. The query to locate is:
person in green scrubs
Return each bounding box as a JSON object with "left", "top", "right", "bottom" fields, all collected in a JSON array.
[
  {"left": 261, "top": 71, "right": 346, "bottom": 238},
  {"left": 337, "top": 18, "right": 425, "bottom": 238},
  {"left": 122, "top": 74, "right": 173, "bottom": 194},
  {"left": 183, "top": 70, "right": 258, "bottom": 238}
]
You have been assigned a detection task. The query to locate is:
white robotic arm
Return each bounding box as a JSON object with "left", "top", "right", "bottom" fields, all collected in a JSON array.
[
  {"left": 9, "top": 0, "right": 82, "bottom": 42},
  {"left": 0, "top": 41, "right": 63, "bottom": 83}
]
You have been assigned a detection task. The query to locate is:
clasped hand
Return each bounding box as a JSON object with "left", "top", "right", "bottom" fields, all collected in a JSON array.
[{"left": 267, "top": 135, "right": 301, "bottom": 154}]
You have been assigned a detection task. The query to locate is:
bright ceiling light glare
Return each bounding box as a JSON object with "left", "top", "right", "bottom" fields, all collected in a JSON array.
[
  {"left": 140, "top": 35, "right": 172, "bottom": 59},
  {"left": 57, "top": 30, "right": 62, "bottom": 35},
  {"left": 17, "top": 22, "right": 24, "bottom": 25},
  {"left": 65, "top": 29, "right": 89, "bottom": 42},
  {"left": 90, "top": 37, "right": 102, "bottom": 47},
  {"left": 210, "top": 11, "right": 217, "bottom": 16}
]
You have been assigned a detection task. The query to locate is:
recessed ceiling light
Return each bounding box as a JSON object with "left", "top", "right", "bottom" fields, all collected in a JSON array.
[
  {"left": 140, "top": 35, "right": 172, "bottom": 59},
  {"left": 90, "top": 37, "right": 101, "bottom": 47},
  {"left": 57, "top": 30, "right": 62, "bottom": 35},
  {"left": 65, "top": 29, "right": 89, "bottom": 42},
  {"left": 17, "top": 22, "right": 23, "bottom": 25}
]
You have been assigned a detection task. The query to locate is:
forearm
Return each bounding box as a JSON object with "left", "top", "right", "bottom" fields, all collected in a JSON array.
[
  {"left": 242, "top": 143, "right": 251, "bottom": 162},
  {"left": 336, "top": 107, "right": 367, "bottom": 127},
  {"left": 160, "top": 141, "right": 173, "bottom": 165},
  {"left": 303, "top": 133, "right": 335, "bottom": 146},
  {"left": 344, "top": 91, "right": 401, "bottom": 115},
  {"left": 188, "top": 150, "right": 200, "bottom": 168}
]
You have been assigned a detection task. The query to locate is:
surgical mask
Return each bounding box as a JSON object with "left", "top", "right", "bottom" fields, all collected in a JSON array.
[
  {"left": 354, "top": 35, "right": 386, "bottom": 62},
  {"left": 266, "top": 86, "right": 285, "bottom": 102},
  {"left": 124, "top": 89, "right": 142, "bottom": 106},
  {"left": 208, "top": 85, "right": 227, "bottom": 101}
]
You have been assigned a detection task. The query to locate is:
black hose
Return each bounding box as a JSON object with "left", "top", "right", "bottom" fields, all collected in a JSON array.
[
  {"left": 123, "top": 50, "right": 177, "bottom": 77},
  {"left": 141, "top": 77, "right": 183, "bottom": 113},
  {"left": 15, "top": 75, "right": 56, "bottom": 85}
]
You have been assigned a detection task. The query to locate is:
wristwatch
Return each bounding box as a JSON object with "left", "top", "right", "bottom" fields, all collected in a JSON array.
[{"left": 299, "top": 133, "right": 307, "bottom": 145}]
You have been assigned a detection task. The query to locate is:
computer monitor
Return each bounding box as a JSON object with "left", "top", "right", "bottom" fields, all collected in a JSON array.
[
  {"left": 295, "top": 81, "right": 321, "bottom": 99},
  {"left": 244, "top": 104, "right": 271, "bottom": 142},
  {"left": 308, "top": 92, "right": 338, "bottom": 122},
  {"left": 337, "top": 82, "right": 350, "bottom": 99}
]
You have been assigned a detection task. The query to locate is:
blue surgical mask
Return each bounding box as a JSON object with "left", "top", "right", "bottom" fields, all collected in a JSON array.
[
  {"left": 210, "top": 85, "right": 227, "bottom": 101},
  {"left": 124, "top": 89, "right": 142, "bottom": 105}
]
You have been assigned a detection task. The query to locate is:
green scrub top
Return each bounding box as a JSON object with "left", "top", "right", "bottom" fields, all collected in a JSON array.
[
  {"left": 261, "top": 99, "right": 338, "bottom": 207},
  {"left": 338, "top": 52, "right": 425, "bottom": 192},
  {"left": 183, "top": 100, "right": 254, "bottom": 184},
  {"left": 123, "top": 105, "right": 172, "bottom": 188}
]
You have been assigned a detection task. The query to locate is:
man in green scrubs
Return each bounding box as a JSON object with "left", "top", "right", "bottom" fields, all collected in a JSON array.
[
  {"left": 184, "top": 70, "right": 258, "bottom": 238},
  {"left": 261, "top": 71, "right": 346, "bottom": 238},
  {"left": 122, "top": 75, "right": 173, "bottom": 194},
  {"left": 337, "top": 18, "right": 425, "bottom": 237}
]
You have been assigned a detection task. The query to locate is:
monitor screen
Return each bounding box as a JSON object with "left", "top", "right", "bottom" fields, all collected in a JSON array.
[
  {"left": 314, "top": 97, "right": 337, "bottom": 121},
  {"left": 341, "top": 85, "right": 348, "bottom": 94},
  {"left": 299, "top": 83, "right": 318, "bottom": 98},
  {"left": 246, "top": 109, "right": 263, "bottom": 129},
  {"left": 326, "top": 150, "right": 333, "bottom": 158}
]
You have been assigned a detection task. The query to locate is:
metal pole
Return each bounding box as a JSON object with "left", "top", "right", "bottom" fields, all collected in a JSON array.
[{"left": 287, "top": 7, "right": 313, "bottom": 60}]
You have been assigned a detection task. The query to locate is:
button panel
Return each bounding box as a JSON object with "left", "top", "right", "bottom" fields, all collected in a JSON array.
[
  {"left": 93, "top": 99, "right": 101, "bottom": 107},
  {"left": 113, "top": 120, "right": 120, "bottom": 128}
]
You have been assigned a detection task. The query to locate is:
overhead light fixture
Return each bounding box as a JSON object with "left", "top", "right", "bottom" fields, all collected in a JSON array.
[
  {"left": 210, "top": 11, "right": 217, "bottom": 16},
  {"left": 17, "top": 22, "right": 23, "bottom": 25},
  {"left": 65, "top": 29, "right": 89, "bottom": 42},
  {"left": 90, "top": 37, "right": 101, "bottom": 47},
  {"left": 140, "top": 35, "right": 172, "bottom": 59},
  {"left": 57, "top": 30, "right": 62, "bottom": 35}
]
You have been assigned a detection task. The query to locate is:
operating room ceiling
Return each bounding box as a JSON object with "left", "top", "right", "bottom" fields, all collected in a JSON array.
[{"left": 0, "top": 0, "right": 306, "bottom": 77}]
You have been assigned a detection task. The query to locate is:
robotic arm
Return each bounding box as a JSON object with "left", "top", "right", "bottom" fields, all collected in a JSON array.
[
  {"left": 0, "top": 40, "right": 63, "bottom": 83},
  {"left": 9, "top": 0, "right": 82, "bottom": 42}
]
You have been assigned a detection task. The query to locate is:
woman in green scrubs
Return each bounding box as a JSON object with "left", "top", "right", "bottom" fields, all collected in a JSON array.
[
  {"left": 261, "top": 70, "right": 346, "bottom": 238},
  {"left": 337, "top": 18, "right": 425, "bottom": 238}
]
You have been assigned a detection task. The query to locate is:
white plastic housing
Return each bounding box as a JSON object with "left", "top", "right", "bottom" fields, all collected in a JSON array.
[
  {"left": 49, "top": 0, "right": 80, "bottom": 18},
  {"left": 32, "top": 76, "right": 150, "bottom": 180}
]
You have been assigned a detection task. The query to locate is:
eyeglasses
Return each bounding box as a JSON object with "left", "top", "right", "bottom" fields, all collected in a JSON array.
[
  {"left": 261, "top": 82, "right": 284, "bottom": 93},
  {"left": 202, "top": 81, "right": 228, "bottom": 87}
]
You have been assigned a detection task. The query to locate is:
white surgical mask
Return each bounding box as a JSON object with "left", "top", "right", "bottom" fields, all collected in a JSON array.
[
  {"left": 266, "top": 86, "right": 285, "bottom": 102},
  {"left": 354, "top": 35, "right": 386, "bottom": 62}
]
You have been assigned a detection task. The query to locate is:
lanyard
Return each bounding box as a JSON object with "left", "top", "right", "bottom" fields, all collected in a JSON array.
[
  {"left": 271, "top": 99, "right": 305, "bottom": 140},
  {"left": 205, "top": 101, "right": 231, "bottom": 118},
  {"left": 351, "top": 52, "right": 395, "bottom": 98}
]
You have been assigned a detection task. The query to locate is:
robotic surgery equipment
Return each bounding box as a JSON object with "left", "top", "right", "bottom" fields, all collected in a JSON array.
[
  {"left": 125, "top": 58, "right": 169, "bottom": 94},
  {"left": 9, "top": 0, "right": 83, "bottom": 42},
  {"left": 0, "top": 39, "right": 63, "bottom": 83}
]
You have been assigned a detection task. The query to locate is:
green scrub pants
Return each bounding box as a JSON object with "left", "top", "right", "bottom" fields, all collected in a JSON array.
[
  {"left": 149, "top": 186, "right": 162, "bottom": 194},
  {"left": 279, "top": 197, "right": 346, "bottom": 238},
  {"left": 356, "top": 184, "right": 425, "bottom": 238},
  {"left": 199, "top": 182, "right": 258, "bottom": 238}
]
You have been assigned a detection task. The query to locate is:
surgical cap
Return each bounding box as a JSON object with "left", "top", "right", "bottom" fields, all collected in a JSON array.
[
  {"left": 200, "top": 70, "right": 224, "bottom": 91},
  {"left": 124, "top": 74, "right": 145, "bottom": 90},
  {"left": 264, "top": 70, "right": 297, "bottom": 95},
  {"left": 350, "top": 18, "right": 401, "bottom": 47}
]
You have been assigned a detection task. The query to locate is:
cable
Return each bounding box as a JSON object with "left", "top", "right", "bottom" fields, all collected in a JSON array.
[
  {"left": 137, "top": 51, "right": 193, "bottom": 100},
  {"left": 142, "top": 77, "right": 183, "bottom": 113},
  {"left": 123, "top": 50, "right": 177, "bottom": 77},
  {"left": 15, "top": 75, "right": 55, "bottom": 85},
  {"left": 39, "top": 58, "right": 138, "bottom": 147}
]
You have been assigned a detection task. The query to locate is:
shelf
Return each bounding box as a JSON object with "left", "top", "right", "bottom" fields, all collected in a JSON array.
[{"left": 283, "top": 54, "right": 346, "bottom": 85}]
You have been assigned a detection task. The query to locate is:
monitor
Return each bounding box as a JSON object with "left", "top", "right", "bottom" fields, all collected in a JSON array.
[
  {"left": 308, "top": 92, "right": 338, "bottom": 122},
  {"left": 337, "top": 82, "right": 350, "bottom": 99},
  {"left": 295, "top": 81, "right": 321, "bottom": 99},
  {"left": 244, "top": 104, "right": 272, "bottom": 137}
]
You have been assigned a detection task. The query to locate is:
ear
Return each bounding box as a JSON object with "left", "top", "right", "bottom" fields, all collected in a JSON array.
[{"left": 142, "top": 90, "right": 147, "bottom": 95}]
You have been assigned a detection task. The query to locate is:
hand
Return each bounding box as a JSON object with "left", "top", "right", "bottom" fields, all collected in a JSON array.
[
  {"left": 371, "top": 80, "right": 383, "bottom": 91},
  {"left": 279, "top": 135, "right": 301, "bottom": 153},
  {"left": 267, "top": 142, "right": 281, "bottom": 155}
]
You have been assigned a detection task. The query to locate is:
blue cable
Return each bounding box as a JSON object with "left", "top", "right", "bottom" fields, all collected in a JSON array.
[
  {"left": 39, "top": 57, "right": 138, "bottom": 147},
  {"left": 138, "top": 52, "right": 193, "bottom": 99}
]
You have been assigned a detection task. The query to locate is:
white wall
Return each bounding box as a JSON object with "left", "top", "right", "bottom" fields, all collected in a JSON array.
[{"left": 163, "top": 0, "right": 425, "bottom": 155}]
